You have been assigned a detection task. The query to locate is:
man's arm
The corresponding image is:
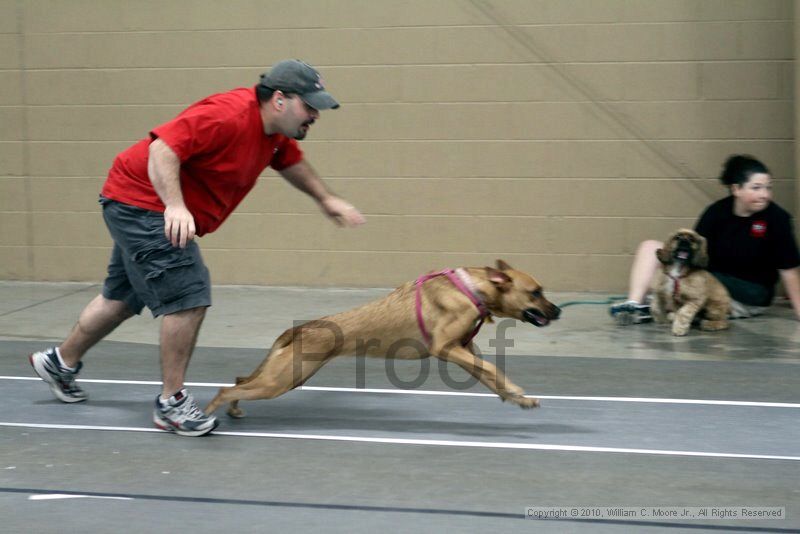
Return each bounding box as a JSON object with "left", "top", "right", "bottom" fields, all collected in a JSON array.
[
  {"left": 278, "top": 160, "right": 365, "bottom": 227},
  {"left": 148, "top": 138, "right": 196, "bottom": 248},
  {"left": 778, "top": 267, "right": 800, "bottom": 320}
]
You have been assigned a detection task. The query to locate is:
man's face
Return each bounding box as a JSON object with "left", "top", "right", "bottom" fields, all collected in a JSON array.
[{"left": 279, "top": 94, "right": 320, "bottom": 140}]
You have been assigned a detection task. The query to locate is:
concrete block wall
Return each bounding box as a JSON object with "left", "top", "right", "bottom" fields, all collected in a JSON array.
[{"left": 0, "top": 0, "right": 795, "bottom": 290}]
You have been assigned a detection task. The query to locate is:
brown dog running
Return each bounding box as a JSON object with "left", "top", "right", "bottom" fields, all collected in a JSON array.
[
  {"left": 651, "top": 229, "right": 731, "bottom": 336},
  {"left": 205, "top": 260, "right": 560, "bottom": 417}
]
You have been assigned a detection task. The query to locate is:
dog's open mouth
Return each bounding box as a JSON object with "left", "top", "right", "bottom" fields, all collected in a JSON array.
[
  {"left": 522, "top": 308, "right": 550, "bottom": 327},
  {"left": 676, "top": 250, "right": 690, "bottom": 260}
]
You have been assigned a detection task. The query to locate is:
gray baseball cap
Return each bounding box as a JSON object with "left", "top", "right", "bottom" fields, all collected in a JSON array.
[{"left": 259, "top": 59, "right": 339, "bottom": 110}]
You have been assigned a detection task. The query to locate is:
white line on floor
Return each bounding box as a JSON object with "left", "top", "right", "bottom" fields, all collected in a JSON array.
[
  {"left": 28, "top": 494, "right": 133, "bottom": 501},
  {"left": 0, "top": 421, "right": 797, "bottom": 462},
  {"left": 2, "top": 375, "right": 799, "bottom": 408}
]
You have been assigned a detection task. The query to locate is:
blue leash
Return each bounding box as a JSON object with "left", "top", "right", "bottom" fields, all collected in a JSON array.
[{"left": 557, "top": 296, "right": 626, "bottom": 309}]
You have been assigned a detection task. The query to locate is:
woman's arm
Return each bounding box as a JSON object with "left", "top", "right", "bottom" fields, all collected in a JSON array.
[{"left": 778, "top": 267, "right": 800, "bottom": 320}]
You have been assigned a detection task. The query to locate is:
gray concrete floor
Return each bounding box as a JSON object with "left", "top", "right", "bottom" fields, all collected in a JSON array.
[{"left": 1, "top": 281, "right": 799, "bottom": 533}]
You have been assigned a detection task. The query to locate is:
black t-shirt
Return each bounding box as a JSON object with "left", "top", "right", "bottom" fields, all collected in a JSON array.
[{"left": 694, "top": 196, "right": 800, "bottom": 289}]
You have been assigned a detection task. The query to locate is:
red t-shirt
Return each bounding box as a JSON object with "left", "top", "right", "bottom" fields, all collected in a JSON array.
[{"left": 102, "top": 87, "right": 303, "bottom": 236}]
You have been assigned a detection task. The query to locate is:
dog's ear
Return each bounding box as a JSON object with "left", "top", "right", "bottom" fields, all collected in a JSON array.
[
  {"left": 495, "top": 259, "right": 512, "bottom": 271},
  {"left": 485, "top": 267, "right": 512, "bottom": 292},
  {"left": 692, "top": 235, "right": 709, "bottom": 269},
  {"left": 655, "top": 247, "right": 670, "bottom": 264}
]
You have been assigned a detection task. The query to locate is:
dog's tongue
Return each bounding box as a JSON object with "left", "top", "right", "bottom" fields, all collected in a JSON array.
[
  {"left": 677, "top": 250, "right": 689, "bottom": 260},
  {"left": 523, "top": 309, "right": 550, "bottom": 327}
]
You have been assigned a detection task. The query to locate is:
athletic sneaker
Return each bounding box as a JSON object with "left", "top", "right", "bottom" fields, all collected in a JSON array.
[
  {"left": 609, "top": 300, "right": 652, "bottom": 325},
  {"left": 729, "top": 300, "right": 768, "bottom": 319},
  {"left": 153, "top": 389, "right": 218, "bottom": 437},
  {"left": 29, "top": 347, "right": 88, "bottom": 403}
]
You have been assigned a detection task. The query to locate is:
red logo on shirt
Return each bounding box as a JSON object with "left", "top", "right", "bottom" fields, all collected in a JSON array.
[{"left": 750, "top": 220, "right": 767, "bottom": 238}]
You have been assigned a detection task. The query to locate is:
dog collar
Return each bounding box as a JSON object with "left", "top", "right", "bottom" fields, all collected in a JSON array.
[{"left": 415, "top": 269, "right": 489, "bottom": 347}]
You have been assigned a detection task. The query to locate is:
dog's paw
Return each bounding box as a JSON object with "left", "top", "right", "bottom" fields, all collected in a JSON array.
[
  {"left": 700, "top": 319, "right": 729, "bottom": 331},
  {"left": 508, "top": 395, "right": 539, "bottom": 409},
  {"left": 671, "top": 324, "right": 689, "bottom": 336},
  {"left": 227, "top": 406, "right": 246, "bottom": 418}
]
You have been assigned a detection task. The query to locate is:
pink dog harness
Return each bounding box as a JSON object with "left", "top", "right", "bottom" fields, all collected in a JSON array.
[
  {"left": 414, "top": 268, "right": 489, "bottom": 347},
  {"left": 667, "top": 272, "right": 685, "bottom": 298}
]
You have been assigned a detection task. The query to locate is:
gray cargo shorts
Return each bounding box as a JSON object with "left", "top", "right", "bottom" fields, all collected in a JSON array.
[{"left": 100, "top": 197, "right": 211, "bottom": 317}]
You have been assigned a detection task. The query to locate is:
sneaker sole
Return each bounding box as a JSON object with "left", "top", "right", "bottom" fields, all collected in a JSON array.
[
  {"left": 612, "top": 310, "right": 653, "bottom": 326},
  {"left": 613, "top": 311, "right": 634, "bottom": 326},
  {"left": 29, "top": 353, "right": 87, "bottom": 404},
  {"left": 153, "top": 413, "right": 218, "bottom": 437}
]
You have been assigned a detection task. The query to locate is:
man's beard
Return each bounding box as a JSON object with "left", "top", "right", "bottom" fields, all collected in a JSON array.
[{"left": 293, "top": 120, "right": 314, "bottom": 140}]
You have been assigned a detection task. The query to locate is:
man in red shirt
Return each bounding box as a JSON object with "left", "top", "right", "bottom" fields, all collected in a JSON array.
[{"left": 29, "top": 59, "right": 365, "bottom": 436}]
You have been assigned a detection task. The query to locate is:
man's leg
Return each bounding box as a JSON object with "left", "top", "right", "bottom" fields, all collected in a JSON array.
[
  {"left": 99, "top": 200, "right": 216, "bottom": 435},
  {"left": 58, "top": 294, "right": 135, "bottom": 367},
  {"left": 153, "top": 305, "right": 217, "bottom": 436},
  {"left": 30, "top": 294, "right": 134, "bottom": 403},
  {"left": 159, "top": 306, "right": 206, "bottom": 398},
  {"left": 30, "top": 234, "right": 141, "bottom": 403}
]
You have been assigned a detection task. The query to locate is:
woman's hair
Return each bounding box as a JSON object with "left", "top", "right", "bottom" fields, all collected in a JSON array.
[{"left": 719, "top": 155, "right": 770, "bottom": 187}]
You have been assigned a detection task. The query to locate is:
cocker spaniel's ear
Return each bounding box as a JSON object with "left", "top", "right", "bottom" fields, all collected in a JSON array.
[
  {"left": 655, "top": 247, "right": 671, "bottom": 264},
  {"left": 692, "top": 235, "right": 709, "bottom": 269}
]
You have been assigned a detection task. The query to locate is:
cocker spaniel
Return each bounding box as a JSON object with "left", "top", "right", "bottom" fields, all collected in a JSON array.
[{"left": 650, "top": 229, "right": 730, "bottom": 336}]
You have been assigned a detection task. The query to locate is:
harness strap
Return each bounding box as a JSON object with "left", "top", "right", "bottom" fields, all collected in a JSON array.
[
  {"left": 415, "top": 269, "right": 489, "bottom": 347},
  {"left": 668, "top": 273, "right": 682, "bottom": 298}
]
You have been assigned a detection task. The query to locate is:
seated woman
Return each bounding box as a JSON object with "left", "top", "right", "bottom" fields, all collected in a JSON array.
[{"left": 610, "top": 154, "right": 800, "bottom": 325}]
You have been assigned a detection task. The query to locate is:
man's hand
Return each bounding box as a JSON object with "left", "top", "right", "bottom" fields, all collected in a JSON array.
[
  {"left": 319, "top": 196, "right": 365, "bottom": 227},
  {"left": 278, "top": 161, "right": 365, "bottom": 227},
  {"left": 164, "top": 204, "right": 196, "bottom": 248}
]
